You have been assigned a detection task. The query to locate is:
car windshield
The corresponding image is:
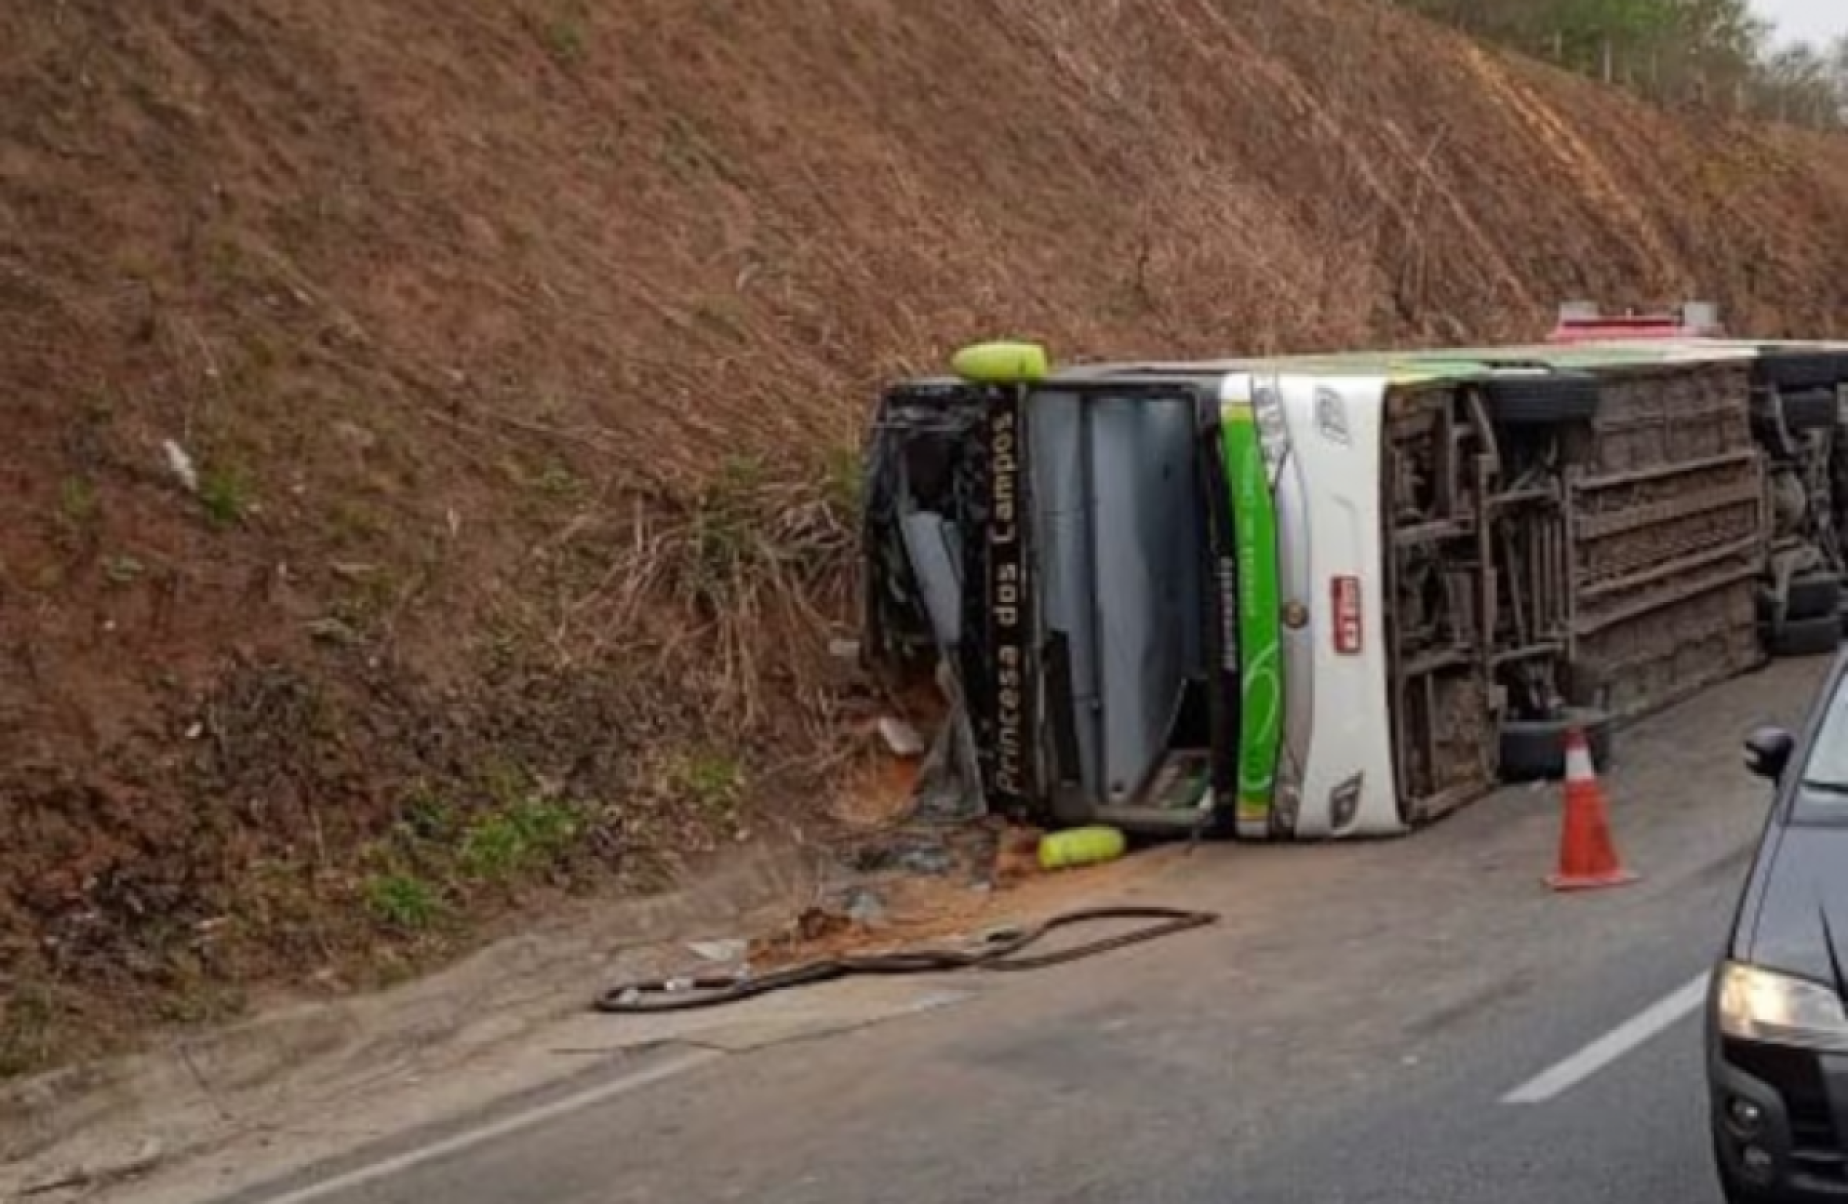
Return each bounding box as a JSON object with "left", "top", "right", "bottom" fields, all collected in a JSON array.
[{"left": 1797, "top": 676, "right": 1848, "bottom": 809}]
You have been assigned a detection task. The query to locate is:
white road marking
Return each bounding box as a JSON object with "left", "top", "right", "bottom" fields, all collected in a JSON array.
[
  {"left": 1500, "top": 972, "right": 1711, "bottom": 1105},
  {"left": 255, "top": 1047, "right": 723, "bottom": 1204}
]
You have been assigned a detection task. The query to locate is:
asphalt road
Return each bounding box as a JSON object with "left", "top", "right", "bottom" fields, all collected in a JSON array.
[{"left": 213, "top": 658, "right": 1829, "bottom": 1204}]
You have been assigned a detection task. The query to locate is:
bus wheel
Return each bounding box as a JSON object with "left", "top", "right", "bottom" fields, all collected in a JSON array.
[
  {"left": 1482, "top": 373, "right": 1600, "bottom": 426},
  {"left": 1757, "top": 572, "right": 1843, "bottom": 623},
  {"left": 1751, "top": 349, "right": 1848, "bottom": 392},
  {"left": 1762, "top": 613, "right": 1842, "bottom": 659},
  {"left": 1498, "top": 707, "right": 1614, "bottom": 782},
  {"left": 1779, "top": 388, "right": 1838, "bottom": 433}
]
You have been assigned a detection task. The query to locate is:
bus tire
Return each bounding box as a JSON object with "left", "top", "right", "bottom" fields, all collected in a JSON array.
[
  {"left": 1779, "top": 388, "right": 1838, "bottom": 433},
  {"left": 1759, "top": 573, "right": 1844, "bottom": 622},
  {"left": 1763, "top": 613, "right": 1842, "bottom": 658},
  {"left": 1753, "top": 350, "right": 1848, "bottom": 391},
  {"left": 1483, "top": 373, "right": 1600, "bottom": 426},
  {"left": 1498, "top": 708, "right": 1614, "bottom": 782},
  {"left": 1788, "top": 572, "right": 1843, "bottom": 621}
]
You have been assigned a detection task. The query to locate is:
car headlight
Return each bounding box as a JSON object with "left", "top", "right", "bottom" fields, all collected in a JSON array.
[{"left": 1717, "top": 961, "right": 1848, "bottom": 1050}]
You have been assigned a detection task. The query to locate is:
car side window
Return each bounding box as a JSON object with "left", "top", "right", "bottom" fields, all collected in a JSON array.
[{"left": 1799, "top": 681, "right": 1848, "bottom": 794}]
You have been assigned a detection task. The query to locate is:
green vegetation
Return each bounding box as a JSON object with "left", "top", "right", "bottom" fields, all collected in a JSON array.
[
  {"left": 1395, "top": 0, "right": 1848, "bottom": 129},
  {"left": 532, "top": 457, "right": 585, "bottom": 501},
  {"left": 666, "top": 748, "right": 747, "bottom": 817},
  {"left": 457, "top": 797, "right": 582, "bottom": 882},
  {"left": 102, "top": 554, "right": 146, "bottom": 586},
  {"left": 363, "top": 872, "right": 446, "bottom": 931},
  {"left": 538, "top": 12, "right": 587, "bottom": 65},
  {"left": 57, "top": 474, "right": 100, "bottom": 536},
  {"left": 199, "top": 461, "right": 254, "bottom": 528},
  {"left": 359, "top": 769, "right": 590, "bottom": 935},
  {"left": 820, "top": 445, "right": 863, "bottom": 530},
  {"left": 686, "top": 455, "right": 774, "bottom": 608},
  {"left": 0, "top": 985, "right": 57, "bottom": 1077}
]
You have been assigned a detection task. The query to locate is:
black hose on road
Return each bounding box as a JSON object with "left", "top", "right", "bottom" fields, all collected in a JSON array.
[{"left": 592, "top": 905, "right": 1220, "bottom": 1014}]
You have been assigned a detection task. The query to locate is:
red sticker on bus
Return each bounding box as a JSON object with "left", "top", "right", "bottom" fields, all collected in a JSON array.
[{"left": 1332, "top": 576, "right": 1362, "bottom": 655}]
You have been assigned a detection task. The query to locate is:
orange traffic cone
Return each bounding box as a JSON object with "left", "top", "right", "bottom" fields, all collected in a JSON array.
[{"left": 1546, "top": 726, "right": 1638, "bottom": 892}]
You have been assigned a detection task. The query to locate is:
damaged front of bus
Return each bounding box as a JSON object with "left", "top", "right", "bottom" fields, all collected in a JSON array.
[{"left": 859, "top": 343, "right": 1404, "bottom": 842}]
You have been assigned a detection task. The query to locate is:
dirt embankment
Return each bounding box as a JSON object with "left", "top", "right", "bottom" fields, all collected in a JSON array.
[{"left": 4, "top": 0, "right": 1848, "bottom": 1072}]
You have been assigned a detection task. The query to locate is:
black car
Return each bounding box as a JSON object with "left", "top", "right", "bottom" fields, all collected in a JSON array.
[{"left": 1710, "top": 653, "right": 1848, "bottom": 1202}]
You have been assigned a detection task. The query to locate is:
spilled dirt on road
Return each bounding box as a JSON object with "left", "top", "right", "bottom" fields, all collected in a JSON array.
[{"left": 747, "top": 829, "right": 1190, "bottom": 975}]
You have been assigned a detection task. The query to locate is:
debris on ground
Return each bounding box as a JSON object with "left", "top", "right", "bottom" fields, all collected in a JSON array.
[
  {"left": 840, "top": 886, "right": 890, "bottom": 930},
  {"left": 728, "top": 807, "right": 1177, "bottom": 991},
  {"left": 159, "top": 440, "right": 198, "bottom": 494},
  {"left": 876, "top": 716, "right": 927, "bottom": 759},
  {"left": 844, "top": 830, "right": 963, "bottom": 878},
  {"left": 686, "top": 939, "right": 750, "bottom": 965},
  {"left": 906, "top": 700, "right": 987, "bottom": 825}
]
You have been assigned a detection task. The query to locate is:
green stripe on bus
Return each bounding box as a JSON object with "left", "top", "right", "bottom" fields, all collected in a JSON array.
[{"left": 1221, "top": 407, "right": 1284, "bottom": 829}]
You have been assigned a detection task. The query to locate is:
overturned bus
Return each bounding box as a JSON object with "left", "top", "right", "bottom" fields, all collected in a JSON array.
[{"left": 861, "top": 334, "right": 1848, "bottom": 841}]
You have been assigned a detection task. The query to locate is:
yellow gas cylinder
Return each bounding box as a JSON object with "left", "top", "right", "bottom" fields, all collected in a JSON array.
[
  {"left": 1037, "top": 825, "right": 1127, "bottom": 872},
  {"left": 950, "top": 341, "right": 1051, "bottom": 385}
]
